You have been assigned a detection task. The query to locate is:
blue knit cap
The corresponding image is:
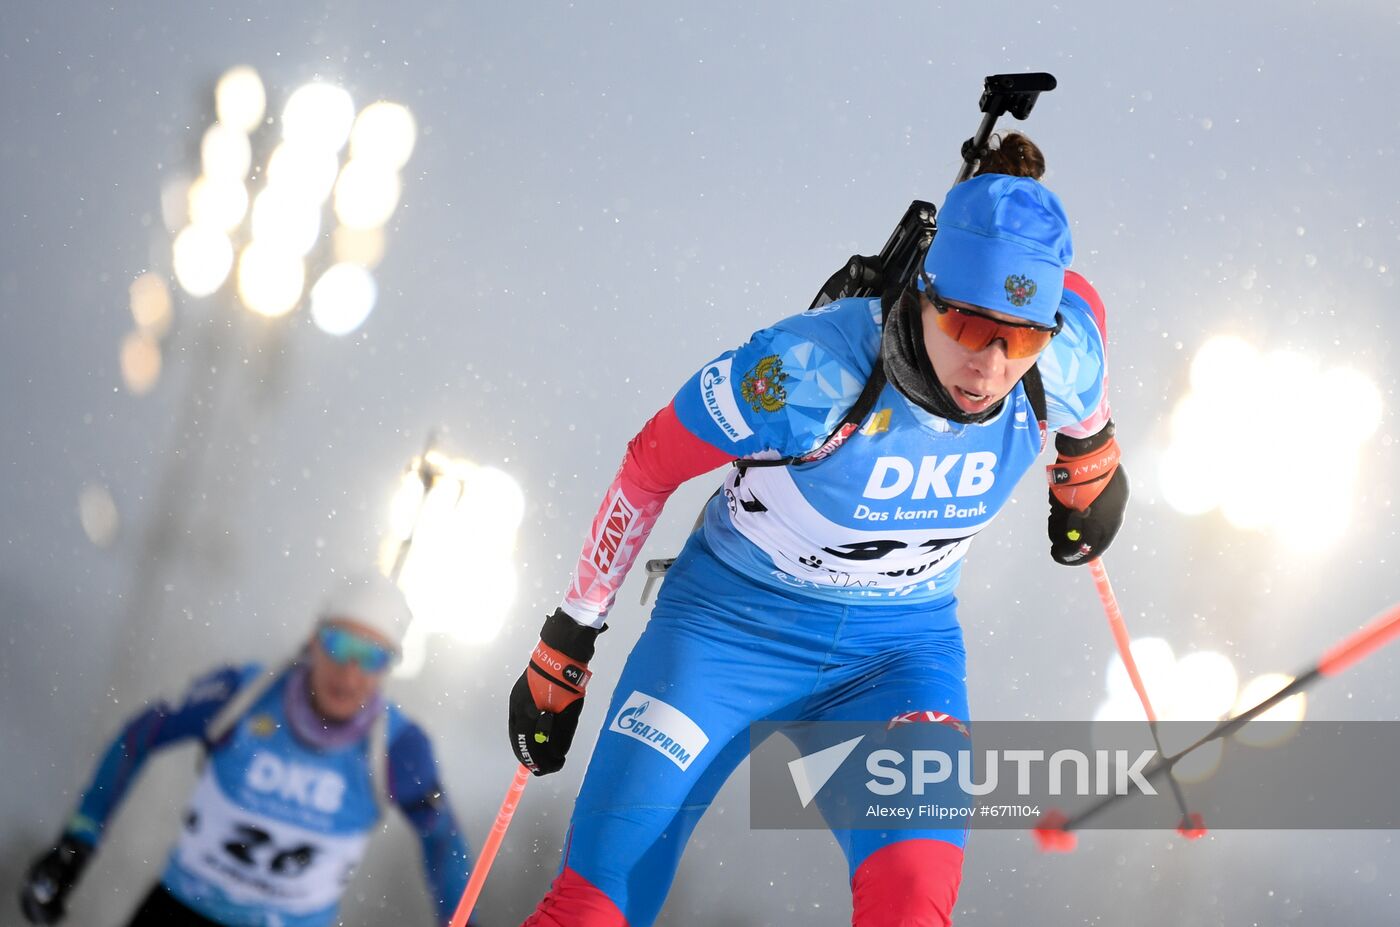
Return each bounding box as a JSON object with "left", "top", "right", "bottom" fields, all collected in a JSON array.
[{"left": 920, "top": 173, "right": 1073, "bottom": 328}]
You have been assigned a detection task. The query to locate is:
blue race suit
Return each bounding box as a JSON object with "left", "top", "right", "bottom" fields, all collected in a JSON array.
[
  {"left": 530, "top": 274, "right": 1110, "bottom": 926},
  {"left": 64, "top": 663, "right": 472, "bottom": 927}
]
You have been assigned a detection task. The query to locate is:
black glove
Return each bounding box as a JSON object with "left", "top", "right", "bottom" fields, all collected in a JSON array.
[
  {"left": 509, "top": 609, "right": 602, "bottom": 776},
  {"left": 1046, "top": 420, "right": 1129, "bottom": 565},
  {"left": 19, "top": 835, "right": 93, "bottom": 925}
]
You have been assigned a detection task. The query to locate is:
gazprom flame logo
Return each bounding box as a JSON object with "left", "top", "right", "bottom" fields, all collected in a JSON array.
[
  {"left": 609, "top": 691, "right": 709, "bottom": 771},
  {"left": 617, "top": 700, "right": 651, "bottom": 729}
]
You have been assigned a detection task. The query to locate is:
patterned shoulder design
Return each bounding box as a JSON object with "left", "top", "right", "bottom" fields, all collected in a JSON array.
[
  {"left": 1037, "top": 271, "right": 1109, "bottom": 434},
  {"left": 672, "top": 298, "right": 881, "bottom": 460}
]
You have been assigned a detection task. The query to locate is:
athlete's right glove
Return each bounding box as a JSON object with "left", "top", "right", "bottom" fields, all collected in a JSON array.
[
  {"left": 508, "top": 608, "right": 601, "bottom": 776},
  {"left": 18, "top": 834, "right": 93, "bottom": 925}
]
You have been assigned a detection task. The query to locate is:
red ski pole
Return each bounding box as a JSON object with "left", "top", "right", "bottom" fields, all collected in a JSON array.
[
  {"left": 1037, "top": 599, "right": 1400, "bottom": 843},
  {"left": 1089, "top": 559, "right": 1204, "bottom": 838},
  {"left": 449, "top": 764, "right": 531, "bottom": 927}
]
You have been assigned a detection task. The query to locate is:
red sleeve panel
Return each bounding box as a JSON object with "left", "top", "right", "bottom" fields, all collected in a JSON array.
[{"left": 561, "top": 402, "right": 734, "bottom": 627}]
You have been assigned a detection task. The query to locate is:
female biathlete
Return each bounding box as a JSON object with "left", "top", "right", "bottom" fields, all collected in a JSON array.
[{"left": 508, "top": 136, "right": 1128, "bottom": 927}]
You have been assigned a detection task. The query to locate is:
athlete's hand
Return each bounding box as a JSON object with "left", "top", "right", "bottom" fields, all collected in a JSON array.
[
  {"left": 509, "top": 609, "right": 601, "bottom": 776},
  {"left": 1047, "top": 420, "right": 1128, "bottom": 565},
  {"left": 19, "top": 835, "right": 93, "bottom": 924}
]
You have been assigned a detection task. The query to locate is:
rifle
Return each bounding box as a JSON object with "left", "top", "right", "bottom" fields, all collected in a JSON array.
[{"left": 807, "top": 71, "right": 1057, "bottom": 310}]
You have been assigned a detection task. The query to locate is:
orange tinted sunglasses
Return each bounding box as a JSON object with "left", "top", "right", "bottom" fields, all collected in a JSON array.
[{"left": 922, "top": 277, "right": 1061, "bottom": 360}]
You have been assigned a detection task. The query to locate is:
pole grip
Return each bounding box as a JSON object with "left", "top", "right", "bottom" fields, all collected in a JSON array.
[
  {"left": 1318, "top": 602, "right": 1400, "bottom": 677},
  {"left": 448, "top": 764, "right": 532, "bottom": 927}
]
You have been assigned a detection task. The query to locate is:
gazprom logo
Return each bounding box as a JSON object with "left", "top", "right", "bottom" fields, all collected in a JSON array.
[
  {"left": 616, "top": 700, "right": 651, "bottom": 731},
  {"left": 610, "top": 691, "right": 709, "bottom": 771},
  {"left": 700, "top": 358, "right": 753, "bottom": 442}
]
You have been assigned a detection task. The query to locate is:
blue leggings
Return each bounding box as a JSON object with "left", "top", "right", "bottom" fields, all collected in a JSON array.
[{"left": 557, "top": 533, "right": 969, "bottom": 926}]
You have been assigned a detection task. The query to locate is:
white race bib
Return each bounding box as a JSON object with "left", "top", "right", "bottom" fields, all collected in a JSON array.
[{"left": 172, "top": 769, "right": 370, "bottom": 916}]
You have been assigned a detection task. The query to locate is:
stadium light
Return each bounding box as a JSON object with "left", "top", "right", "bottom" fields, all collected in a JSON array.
[
  {"left": 381, "top": 446, "right": 527, "bottom": 676},
  {"left": 1159, "top": 334, "right": 1383, "bottom": 550},
  {"left": 158, "top": 67, "right": 417, "bottom": 347},
  {"left": 1093, "top": 636, "right": 1307, "bottom": 782},
  {"left": 215, "top": 66, "right": 266, "bottom": 134},
  {"left": 309, "top": 263, "right": 377, "bottom": 336},
  {"left": 171, "top": 223, "right": 235, "bottom": 298},
  {"left": 281, "top": 82, "right": 356, "bottom": 152},
  {"left": 129, "top": 273, "right": 172, "bottom": 338}
]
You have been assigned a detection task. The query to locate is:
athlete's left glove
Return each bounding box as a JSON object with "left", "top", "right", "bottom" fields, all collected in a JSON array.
[
  {"left": 509, "top": 608, "right": 601, "bottom": 776},
  {"left": 19, "top": 834, "right": 93, "bottom": 924},
  {"left": 1047, "top": 420, "right": 1128, "bottom": 565}
]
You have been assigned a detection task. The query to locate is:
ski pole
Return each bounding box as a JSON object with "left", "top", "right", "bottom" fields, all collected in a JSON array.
[
  {"left": 1089, "top": 559, "right": 1204, "bottom": 838},
  {"left": 1037, "top": 599, "right": 1400, "bottom": 844},
  {"left": 448, "top": 764, "right": 531, "bottom": 927}
]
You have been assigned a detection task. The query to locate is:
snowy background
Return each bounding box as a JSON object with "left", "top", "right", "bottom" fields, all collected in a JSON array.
[{"left": 3, "top": 2, "right": 1398, "bottom": 925}]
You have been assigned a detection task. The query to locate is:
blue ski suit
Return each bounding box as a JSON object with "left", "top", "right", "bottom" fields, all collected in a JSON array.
[{"left": 528, "top": 273, "right": 1110, "bottom": 927}]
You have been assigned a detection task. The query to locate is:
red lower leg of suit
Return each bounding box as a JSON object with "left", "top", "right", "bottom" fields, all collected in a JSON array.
[
  {"left": 851, "top": 840, "right": 965, "bottom": 927},
  {"left": 521, "top": 867, "right": 626, "bottom": 927},
  {"left": 519, "top": 840, "right": 963, "bottom": 927}
]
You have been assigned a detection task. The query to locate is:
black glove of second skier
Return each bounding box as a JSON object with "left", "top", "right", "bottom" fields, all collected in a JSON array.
[
  {"left": 19, "top": 834, "right": 93, "bottom": 925},
  {"left": 509, "top": 608, "right": 601, "bottom": 776},
  {"left": 1046, "top": 420, "right": 1129, "bottom": 565}
]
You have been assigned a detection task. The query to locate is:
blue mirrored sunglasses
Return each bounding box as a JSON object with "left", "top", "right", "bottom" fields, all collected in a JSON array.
[{"left": 317, "top": 625, "right": 396, "bottom": 673}]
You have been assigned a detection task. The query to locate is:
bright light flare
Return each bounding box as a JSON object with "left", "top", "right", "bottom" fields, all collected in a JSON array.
[
  {"left": 161, "top": 177, "right": 193, "bottom": 232},
  {"left": 250, "top": 187, "right": 322, "bottom": 256},
  {"left": 187, "top": 175, "right": 250, "bottom": 232},
  {"left": 333, "top": 225, "right": 386, "bottom": 269},
  {"left": 1188, "top": 334, "right": 1258, "bottom": 396},
  {"left": 129, "top": 273, "right": 172, "bottom": 337},
  {"left": 387, "top": 470, "right": 427, "bottom": 540},
  {"left": 78, "top": 484, "right": 119, "bottom": 547},
  {"left": 282, "top": 82, "right": 355, "bottom": 152},
  {"left": 216, "top": 66, "right": 267, "bottom": 133},
  {"left": 1104, "top": 640, "right": 1243, "bottom": 724},
  {"left": 1094, "top": 639, "right": 1247, "bottom": 784},
  {"left": 1319, "top": 366, "right": 1384, "bottom": 441},
  {"left": 1105, "top": 637, "right": 1177, "bottom": 704},
  {"left": 172, "top": 224, "right": 234, "bottom": 297},
  {"left": 333, "top": 159, "right": 403, "bottom": 229},
  {"left": 120, "top": 331, "right": 162, "bottom": 395},
  {"left": 1232, "top": 673, "right": 1307, "bottom": 747},
  {"left": 266, "top": 141, "right": 342, "bottom": 205},
  {"left": 1157, "top": 442, "right": 1220, "bottom": 516},
  {"left": 384, "top": 455, "right": 526, "bottom": 672},
  {"left": 236, "top": 242, "right": 305, "bottom": 317},
  {"left": 1161, "top": 333, "right": 1383, "bottom": 549},
  {"left": 1169, "top": 650, "right": 1239, "bottom": 720},
  {"left": 350, "top": 102, "right": 417, "bottom": 169},
  {"left": 310, "top": 263, "right": 378, "bottom": 335},
  {"left": 201, "top": 123, "right": 252, "bottom": 181}
]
